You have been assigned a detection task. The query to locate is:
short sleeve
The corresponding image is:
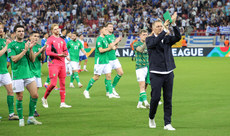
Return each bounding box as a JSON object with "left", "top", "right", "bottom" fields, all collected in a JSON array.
[
  {"left": 97, "top": 38, "right": 103, "bottom": 48},
  {"left": 66, "top": 41, "right": 70, "bottom": 49},
  {"left": 7, "top": 43, "right": 16, "bottom": 57},
  {"left": 79, "top": 42, "right": 83, "bottom": 49},
  {"left": 133, "top": 42, "right": 139, "bottom": 50}
]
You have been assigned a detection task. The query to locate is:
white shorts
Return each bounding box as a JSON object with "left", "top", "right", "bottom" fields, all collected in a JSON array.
[
  {"left": 0, "top": 73, "right": 12, "bottom": 87},
  {"left": 136, "top": 67, "right": 148, "bottom": 82},
  {"left": 109, "top": 59, "right": 122, "bottom": 70},
  {"left": 12, "top": 78, "right": 35, "bottom": 93},
  {"left": 94, "top": 64, "right": 112, "bottom": 75},
  {"left": 70, "top": 61, "right": 80, "bottom": 70},
  {"left": 35, "top": 77, "right": 42, "bottom": 88}
]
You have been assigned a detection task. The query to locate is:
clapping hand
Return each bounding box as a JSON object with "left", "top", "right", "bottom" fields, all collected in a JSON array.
[{"left": 29, "top": 41, "right": 37, "bottom": 49}]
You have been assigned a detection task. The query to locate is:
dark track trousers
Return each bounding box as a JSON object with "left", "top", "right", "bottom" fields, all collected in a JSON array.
[{"left": 149, "top": 72, "right": 174, "bottom": 126}]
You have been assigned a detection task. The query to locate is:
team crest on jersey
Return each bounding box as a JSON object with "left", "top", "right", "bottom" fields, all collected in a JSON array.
[
  {"left": 16, "top": 46, "right": 18, "bottom": 49},
  {"left": 53, "top": 74, "right": 56, "bottom": 77},
  {"left": 61, "top": 41, "right": 63, "bottom": 44},
  {"left": 8, "top": 48, "right": 11, "bottom": 53},
  {"left": 98, "top": 42, "right": 100, "bottom": 45}
]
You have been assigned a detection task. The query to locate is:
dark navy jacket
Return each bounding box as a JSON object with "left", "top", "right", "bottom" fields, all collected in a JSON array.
[{"left": 146, "top": 26, "right": 181, "bottom": 72}]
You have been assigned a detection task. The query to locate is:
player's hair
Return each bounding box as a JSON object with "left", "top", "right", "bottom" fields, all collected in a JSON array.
[
  {"left": 152, "top": 18, "right": 162, "bottom": 27},
  {"left": 31, "top": 31, "right": 39, "bottom": 35},
  {"left": 51, "top": 23, "right": 59, "bottom": 31},
  {"left": 66, "top": 30, "right": 71, "bottom": 34},
  {"left": 61, "top": 29, "right": 66, "bottom": 33},
  {"left": 72, "top": 32, "right": 77, "bottom": 36},
  {"left": 43, "top": 33, "right": 48, "bottom": 37},
  {"left": 77, "top": 32, "right": 83, "bottom": 37},
  {"left": 99, "top": 26, "right": 105, "bottom": 31},
  {"left": 139, "top": 29, "right": 148, "bottom": 35},
  {"left": 13, "top": 24, "right": 24, "bottom": 32},
  {"left": 105, "top": 22, "right": 113, "bottom": 27}
]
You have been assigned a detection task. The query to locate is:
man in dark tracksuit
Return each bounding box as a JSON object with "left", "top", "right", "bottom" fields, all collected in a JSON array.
[{"left": 146, "top": 12, "right": 181, "bottom": 131}]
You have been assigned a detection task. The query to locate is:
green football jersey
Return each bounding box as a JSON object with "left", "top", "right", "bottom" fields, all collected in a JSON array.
[
  {"left": 134, "top": 41, "right": 149, "bottom": 70},
  {"left": 29, "top": 43, "right": 42, "bottom": 78},
  {"left": 67, "top": 40, "right": 83, "bottom": 62},
  {"left": 7, "top": 41, "right": 33, "bottom": 80},
  {"left": 105, "top": 34, "right": 116, "bottom": 61},
  {"left": 95, "top": 36, "right": 109, "bottom": 64},
  {"left": 0, "top": 38, "right": 8, "bottom": 74}
]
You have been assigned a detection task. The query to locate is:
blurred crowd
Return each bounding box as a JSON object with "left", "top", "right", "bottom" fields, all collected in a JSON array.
[{"left": 0, "top": 0, "right": 230, "bottom": 38}]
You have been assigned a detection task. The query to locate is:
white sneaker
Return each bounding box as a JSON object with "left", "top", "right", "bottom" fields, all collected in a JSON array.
[
  {"left": 83, "top": 90, "right": 90, "bottom": 99},
  {"left": 106, "top": 92, "right": 109, "bottom": 97},
  {"left": 159, "top": 101, "right": 163, "bottom": 105},
  {"left": 60, "top": 103, "right": 72, "bottom": 108},
  {"left": 41, "top": 97, "right": 48, "bottom": 108},
  {"left": 83, "top": 69, "right": 88, "bottom": 72},
  {"left": 137, "top": 104, "right": 146, "bottom": 109},
  {"left": 69, "top": 83, "right": 75, "bottom": 88},
  {"left": 149, "top": 118, "right": 156, "bottom": 128},
  {"left": 78, "top": 82, "right": 83, "bottom": 88},
  {"left": 164, "top": 124, "right": 176, "bottom": 131},
  {"left": 112, "top": 88, "right": 119, "bottom": 96},
  {"left": 27, "top": 117, "right": 42, "bottom": 125},
  {"left": 108, "top": 93, "right": 120, "bottom": 98},
  {"left": 19, "top": 119, "right": 25, "bottom": 127}
]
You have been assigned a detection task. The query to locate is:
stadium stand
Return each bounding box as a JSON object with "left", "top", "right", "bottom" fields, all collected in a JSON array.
[{"left": 0, "top": 0, "right": 229, "bottom": 47}]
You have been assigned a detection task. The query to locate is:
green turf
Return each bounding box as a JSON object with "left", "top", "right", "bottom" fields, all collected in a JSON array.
[{"left": 0, "top": 57, "right": 230, "bottom": 136}]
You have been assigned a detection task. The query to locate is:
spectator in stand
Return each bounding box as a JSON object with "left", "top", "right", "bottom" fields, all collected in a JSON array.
[{"left": 0, "top": 0, "right": 229, "bottom": 37}]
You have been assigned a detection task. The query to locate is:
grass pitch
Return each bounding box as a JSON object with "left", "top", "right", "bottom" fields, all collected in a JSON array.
[{"left": 0, "top": 57, "right": 230, "bottom": 136}]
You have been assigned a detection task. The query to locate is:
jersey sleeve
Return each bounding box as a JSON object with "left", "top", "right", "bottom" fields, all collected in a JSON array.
[
  {"left": 7, "top": 43, "right": 16, "bottom": 57},
  {"left": 46, "top": 38, "right": 59, "bottom": 57},
  {"left": 79, "top": 41, "right": 83, "bottom": 50},
  {"left": 66, "top": 41, "right": 70, "bottom": 49},
  {"left": 96, "top": 38, "right": 103, "bottom": 48},
  {"left": 133, "top": 42, "right": 139, "bottom": 50}
]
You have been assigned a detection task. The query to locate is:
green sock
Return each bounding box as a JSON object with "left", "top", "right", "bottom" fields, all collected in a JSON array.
[
  {"left": 7, "top": 95, "right": 14, "bottom": 115},
  {"left": 46, "top": 76, "right": 50, "bottom": 83},
  {"left": 107, "top": 80, "right": 113, "bottom": 94},
  {"left": 140, "top": 92, "right": 147, "bottom": 101},
  {"left": 105, "top": 79, "right": 109, "bottom": 92},
  {"left": 74, "top": 72, "right": 80, "bottom": 83},
  {"left": 112, "top": 74, "right": 122, "bottom": 88},
  {"left": 29, "top": 96, "right": 38, "bottom": 117},
  {"left": 86, "top": 78, "right": 95, "bottom": 91},
  {"left": 139, "top": 93, "right": 143, "bottom": 102},
  {"left": 70, "top": 73, "right": 74, "bottom": 83},
  {"left": 16, "top": 99, "right": 23, "bottom": 119}
]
